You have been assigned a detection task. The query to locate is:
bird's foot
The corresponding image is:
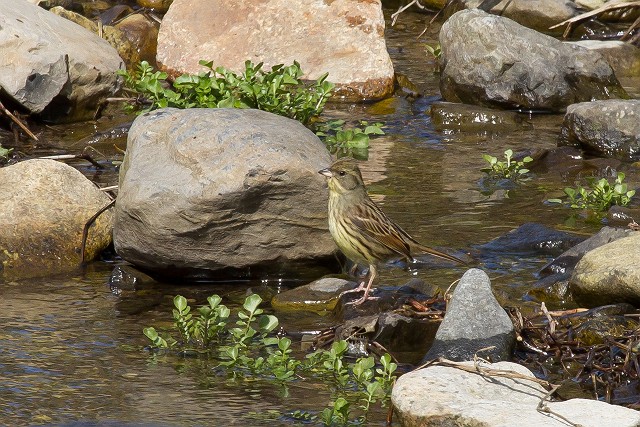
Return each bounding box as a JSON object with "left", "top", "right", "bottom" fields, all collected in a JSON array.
[
  {"left": 350, "top": 294, "right": 380, "bottom": 306},
  {"left": 339, "top": 282, "right": 366, "bottom": 297}
]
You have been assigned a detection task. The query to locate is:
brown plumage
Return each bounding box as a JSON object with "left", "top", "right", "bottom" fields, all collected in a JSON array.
[{"left": 319, "top": 157, "right": 464, "bottom": 304}]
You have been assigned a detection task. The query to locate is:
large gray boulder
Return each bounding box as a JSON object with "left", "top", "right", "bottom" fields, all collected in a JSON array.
[
  {"left": 560, "top": 99, "right": 640, "bottom": 161},
  {"left": 156, "top": 0, "right": 394, "bottom": 101},
  {"left": 0, "top": 0, "right": 123, "bottom": 122},
  {"left": 423, "top": 268, "right": 515, "bottom": 362},
  {"left": 570, "top": 232, "right": 640, "bottom": 307},
  {"left": 439, "top": 9, "right": 627, "bottom": 113},
  {"left": 392, "top": 361, "right": 640, "bottom": 427},
  {"left": 114, "top": 108, "right": 335, "bottom": 279},
  {"left": 0, "top": 159, "right": 114, "bottom": 280}
]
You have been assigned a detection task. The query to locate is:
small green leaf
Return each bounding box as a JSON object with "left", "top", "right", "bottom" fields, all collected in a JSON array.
[{"left": 174, "top": 295, "right": 188, "bottom": 312}]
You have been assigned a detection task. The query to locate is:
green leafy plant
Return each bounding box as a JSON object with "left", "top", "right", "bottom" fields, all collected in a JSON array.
[
  {"left": 315, "top": 119, "right": 385, "bottom": 155},
  {"left": 548, "top": 172, "right": 636, "bottom": 212},
  {"left": 118, "top": 60, "right": 334, "bottom": 125},
  {"left": 425, "top": 43, "right": 442, "bottom": 60},
  {"left": 481, "top": 149, "right": 533, "bottom": 181},
  {"left": 143, "top": 294, "right": 400, "bottom": 425},
  {"left": 0, "top": 144, "right": 12, "bottom": 159}
]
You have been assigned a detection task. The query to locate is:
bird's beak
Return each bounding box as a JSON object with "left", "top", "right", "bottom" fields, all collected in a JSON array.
[{"left": 318, "top": 167, "right": 332, "bottom": 178}]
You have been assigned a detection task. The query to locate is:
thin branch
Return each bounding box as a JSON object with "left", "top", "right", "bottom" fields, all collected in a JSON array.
[
  {"left": 549, "top": 1, "right": 640, "bottom": 35},
  {"left": 81, "top": 199, "right": 116, "bottom": 263},
  {"left": 391, "top": 0, "right": 426, "bottom": 27},
  {"left": 0, "top": 101, "right": 38, "bottom": 141}
]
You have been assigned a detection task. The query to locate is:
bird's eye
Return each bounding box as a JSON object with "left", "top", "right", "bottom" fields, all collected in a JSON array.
[{"left": 338, "top": 171, "right": 346, "bottom": 176}]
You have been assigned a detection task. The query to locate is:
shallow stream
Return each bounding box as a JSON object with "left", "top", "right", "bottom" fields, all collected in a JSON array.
[{"left": 1, "top": 8, "right": 639, "bottom": 426}]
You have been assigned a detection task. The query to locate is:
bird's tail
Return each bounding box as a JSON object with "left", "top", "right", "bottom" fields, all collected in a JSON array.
[{"left": 412, "top": 243, "right": 466, "bottom": 265}]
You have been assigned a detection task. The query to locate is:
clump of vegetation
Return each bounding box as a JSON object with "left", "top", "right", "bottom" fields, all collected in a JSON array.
[
  {"left": 314, "top": 119, "right": 385, "bottom": 156},
  {"left": 425, "top": 43, "right": 442, "bottom": 60},
  {"left": 144, "top": 293, "right": 399, "bottom": 425},
  {"left": 118, "top": 60, "right": 334, "bottom": 125},
  {"left": 0, "top": 144, "right": 12, "bottom": 158},
  {"left": 481, "top": 149, "right": 533, "bottom": 181},
  {"left": 547, "top": 172, "right": 635, "bottom": 212}
]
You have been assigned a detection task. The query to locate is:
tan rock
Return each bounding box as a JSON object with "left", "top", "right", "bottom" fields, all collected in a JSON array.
[
  {"left": 0, "top": 160, "right": 114, "bottom": 280},
  {"left": 156, "top": 0, "right": 394, "bottom": 101},
  {"left": 115, "top": 13, "right": 160, "bottom": 65},
  {"left": 570, "top": 232, "right": 640, "bottom": 307}
]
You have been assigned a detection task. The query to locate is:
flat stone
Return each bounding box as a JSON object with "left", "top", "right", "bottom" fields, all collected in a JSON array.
[{"left": 392, "top": 360, "right": 640, "bottom": 427}]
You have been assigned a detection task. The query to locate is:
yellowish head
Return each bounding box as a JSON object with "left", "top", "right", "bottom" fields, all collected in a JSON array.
[{"left": 318, "top": 157, "right": 366, "bottom": 195}]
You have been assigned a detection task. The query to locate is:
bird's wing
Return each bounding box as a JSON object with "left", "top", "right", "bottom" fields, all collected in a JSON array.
[{"left": 351, "top": 202, "right": 413, "bottom": 260}]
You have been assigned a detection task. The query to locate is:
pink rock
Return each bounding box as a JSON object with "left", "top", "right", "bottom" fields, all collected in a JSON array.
[{"left": 157, "top": 0, "right": 394, "bottom": 102}]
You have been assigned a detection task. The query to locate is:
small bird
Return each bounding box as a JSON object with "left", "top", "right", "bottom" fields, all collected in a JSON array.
[{"left": 319, "top": 157, "right": 464, "bottom": 304}]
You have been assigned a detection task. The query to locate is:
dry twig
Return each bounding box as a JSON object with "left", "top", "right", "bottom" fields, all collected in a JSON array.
[{"left": 0, "top": 101, "right": 38, "bottom": 141}]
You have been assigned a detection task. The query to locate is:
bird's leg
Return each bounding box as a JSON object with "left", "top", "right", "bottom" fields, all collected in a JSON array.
[{"left": 352, "top": 264, "right": 379, "bottom": 305}]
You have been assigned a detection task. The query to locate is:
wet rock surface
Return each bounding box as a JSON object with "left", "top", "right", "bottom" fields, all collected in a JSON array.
[
  {"left": 271, "top": 277, "right": 357, "bottom": 314},
  {"left": 0, "top": 0, "right": 123, "bottom": 122},
  {"left": 0, "top": 159, "right": 114, "bottom": 280},
  {"left": 560, "top": 99, "right": 640, "bottom": 161},
  {"left": 478, "top": 222, "right": 585, "bottom": 255},
  {"left": 439, "top": 9, "right": 627, "bottom": 112},
  {"left": 429, "top": 101, "right": 533, "bottom": 132},
  {"left": 114, "top": 107, "right": 335, "bottom": 280},
  {"left": 156, "top": 0, "right": 394, "bottom": 101}
]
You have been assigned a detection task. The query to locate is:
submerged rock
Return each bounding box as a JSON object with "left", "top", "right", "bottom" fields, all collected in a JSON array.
[
  {"left": 439, "top": 9, "right": 627, "bottom": 113},
  {"left": 423, "top": 268, "right": 515, "bottom": 362},
  {"left": 560, "top": 100, "right": 640, "bottom": 161},
  {"left": 570, "top": 232, "right": 640, "bottom": 307},
  {"left": 429, "top": 102, "right": 533, "bottom": 132},
  {"left": 0, "top": 1, "right": 123, "bottom": 122},
  {"left": 156, "top": 0, "right": 394, "bottom": 101},
  {"left": 479, "top": 222, "right": 585, "bottom": 255},
  {"left": 392, "top": 360, "right": 640, "bottom": 427},
  {"left": 271, "top": 277, "right": 357, "bottom": 314},
  {"left": 114, "top": 108, "right": 335, "bottom": 280},
  {"left": 0, "top": 160, "right": 114, "bottom": 280}
]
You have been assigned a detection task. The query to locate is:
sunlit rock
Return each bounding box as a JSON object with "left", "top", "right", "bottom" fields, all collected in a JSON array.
[
  {"left": 50, "top": 6, "right": 141, "bottom": 69},
  {"left": 422, "top": 268, "right": 515, "bottom": 362},
  {"left": 570, "top": 40, "right": 640, "bottom": 78},
  {"left": 560, "top": 99, "right": 640, "bottom": 161},
  {"left": 392, "top": 360, "right": 640, "bottom": 427},
  {"left": 442, "top": 0, "right": 579, "bottom": 34},
  {"left": 114, "top": 108, "right": 335, "bottom": 280},
  {"left": 156, "top": 0, "right": 394, "bottom": 102},
  {"left": 0, "top": 160, "right": 114, "bottom": 280},
  {"left": 570, "top": 232, "right": 640, "bottom": 307},
  {"left": 0, "top": 1, "right": 123, "bottom": 122},
  {"left": 114, "top": 13, "right": 160, "bottom": 66},
  {"left": 439, "top": 9, "right": 627, "bottom": 113}
]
